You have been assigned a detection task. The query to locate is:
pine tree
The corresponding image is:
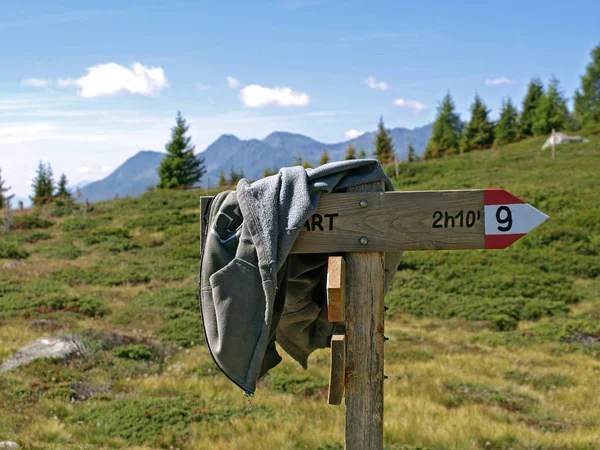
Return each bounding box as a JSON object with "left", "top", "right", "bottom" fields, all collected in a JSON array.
[
  {"left": 229, "top": 167, "right": 243, "bottom": 184},
  {"left": 373, "top": 116, "right": 394, "bottom": 164},
  {"left": 358, "top": 148, "right": 366, "bottom": 159},
  {"left": 56, "top": 173, "right": 72, "bottom": 198},
  {"left": 407, "top": 141, "right": 416, "bottom": 162},
  {"left": 218, "top": 170, "right": 227, "bottom": 187},
  {"left": 494, "top": 98, "right": 520, "bottom": 146},
  {"left": 44, "top": 163, "right": 55, "bottom": 199},
  {"left": 344, "top": 143, "right": 357, "bottom": 160},
  {"left": 302, "top": 160, "right": 314, "bottom": 169},
  {"left": 0, "top": 168, "right": 14, "bottom": 210},
  {"left": 574, "top": 44, "right": 600, "bottom": 128},
  {"left": 157, "top": 111, "right": 206, "bottom": 189},
  {"left": 31, "top": 161, "right": 54, "bottom": 205},
  {"left": 424, "top": 93, "right": 462, "bottom": 159},
  {"left": 520, "top": 78, "right": 544, "bottom": 138},
  {"left": 319, "top": 150, "right": 330, "bottom": 166},
  {"left": 293, "top": 152, "right": 303, "bottom": 166},
  {"left": 460, "top": 94, "right": 495, "bottom": 152},
  {"left": 532, "top": 77, "right": 570, "bottom": 136}
]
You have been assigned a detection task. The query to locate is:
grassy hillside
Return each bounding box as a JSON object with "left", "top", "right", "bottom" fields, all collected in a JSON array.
[{"left": 0, "top": 134, "right": 598, "bottom": 449}]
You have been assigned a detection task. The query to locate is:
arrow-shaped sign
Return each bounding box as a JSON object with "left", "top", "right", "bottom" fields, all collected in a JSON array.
[
  {"left": 291, "top": 189, "right": 549, "bottom": 254},
  {"left": 483, "top": 189, "right": 549, "bottom": 249}
]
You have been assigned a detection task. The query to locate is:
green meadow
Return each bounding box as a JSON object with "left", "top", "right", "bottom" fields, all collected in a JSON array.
[{"left": 0, "top": 133, "right": 598, "bottom": 449}]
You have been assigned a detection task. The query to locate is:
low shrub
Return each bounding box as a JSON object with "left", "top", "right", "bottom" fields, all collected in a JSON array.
[
  {"left": 11, "top": 212, "right": 53, "bottom": 230},
  {"left": 0, "top": 240, "right": 28, "bottom": 259},
  {"left": 114, "top": 344, "right": 155, "bottom": 361}
]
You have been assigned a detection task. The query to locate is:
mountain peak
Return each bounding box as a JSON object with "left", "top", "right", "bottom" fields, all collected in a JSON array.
[
  {"left": 263, "top": 131, "right": 319, "bottom": 148},
  {"left": 214, "top": 134, "right": 241, "bottom": 144},
  {"left": 80, "top": 124, "right": 432, "bottom": 202}
]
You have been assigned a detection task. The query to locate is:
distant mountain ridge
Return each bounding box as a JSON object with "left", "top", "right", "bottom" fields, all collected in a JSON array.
[{"left": 81, "top": 124, "right": 432, "bottom": 202}]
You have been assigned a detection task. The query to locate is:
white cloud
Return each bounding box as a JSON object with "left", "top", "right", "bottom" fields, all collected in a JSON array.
[
  {"left": 393, "top": 98, "right": 427, "bottom": 114},
  {"left": 196, "top": 83, "right": 210, "bottom": 90},
  {"left": 240, "top": 85, "right": 310, "bottom": 108},
  {"left": 344, "top": 129, "right": 364, "bottom": 139},
  {"left": 76, "top": 167, "right": 91, "bottom": 174},
  {"left": 21, "top": 78, "right": 50, "bottom": 87},
  {"left": 226, "top": 76, "right": 241, "bottom": 89},
  {"left": 0, "top": 123, "right": 58, "bottom": 144},
  {"left": 395, "top": 119, "right": 404, "bottom": 125},
  {"left": 364, "top": 76, "right": 388, "bottom": 91},
  {"left": 101, "top": 165, "right": 113, "bottom": 174},
  {"left": 58, "top": 62, "right": 168, "bottom": 97},
  {"left": 485, "top": 77, "right": 514, "bottom": 86}
]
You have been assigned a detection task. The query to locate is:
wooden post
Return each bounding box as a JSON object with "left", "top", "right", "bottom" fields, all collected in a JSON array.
[
  {"left": 394, "top": 153, "right": 399, "bottom": 179},
  {"left": 551, "top": 128, "right": 556, "bottom": 159},
  {"left": 344, "top": 181, "right": 386, "bottom": 450}
]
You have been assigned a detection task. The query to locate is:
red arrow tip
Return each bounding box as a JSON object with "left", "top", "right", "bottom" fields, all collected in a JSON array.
[{"left": 484, "top": 189, "right": 526, "bottom": 205}]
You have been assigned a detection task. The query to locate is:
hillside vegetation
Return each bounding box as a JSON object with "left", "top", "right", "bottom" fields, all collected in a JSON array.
[{"left": 0, "top": 134, "right": 598, "bottom": 449}]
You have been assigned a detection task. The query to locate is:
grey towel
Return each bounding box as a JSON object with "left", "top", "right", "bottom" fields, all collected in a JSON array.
[{"left": 199, "top": 159, "right": 402, "bottom": 394}]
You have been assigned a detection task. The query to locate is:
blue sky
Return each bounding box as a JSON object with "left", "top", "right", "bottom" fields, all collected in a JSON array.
[{"left": 1, "top": 0, "right": 599, "bottom": 200}]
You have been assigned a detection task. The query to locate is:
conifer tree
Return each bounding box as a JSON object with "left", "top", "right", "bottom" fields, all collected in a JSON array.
[
  {"left": 532, "top": 77, "right": 570, "bottom": 136},
  {"left": 262, "top": 168, "right": 277, "bottom": 177},
  {"left": 520, "top": 78, "right": 544, "bottom": 138},
  {"left": 358, "top": 148, "right": 366, "bottom": 159},
  {"left": 574, "top": 44, "right": 600, "bottom": 128},
  {"left": 31, "top": 161, "right": 54, "bottom": 205},
  {"left": 373, "top": 116, "right": 394, "bottom": 164},
  {"left": 0, "top": 168, "right": 14, "bottom": 210},
  {"left": 461, "top": 94, "right": 495, "bottom": 152},
  {"left": 494, "top": 98, "right": 520, "bottom": 146},
  {"left": 293, "top": 152, "right": 303, "bottom": 166},
  {"left": 56, "top": 173, "right": 71, "bottom": 198},
  {"left": 407, "top": 141, "right": 416, "bottom": 162},
  {"left": 302, "top": 160, "right": 314, "bottom": 169},
  {"left": 157, "top": 111, "right": 206, "bottom": 189},
  {"left": 218, "top": 170, "right": 227, "bottom": 187},
  {"left": 344, "top": 143, "right": 357, "bottom": 160},
  {"left": 319, "top": 150, "right": 331, "bottom": 166},
  {"left": 228, "top": 167, "right": 244, "bottom": 184},
  {"left": 424, "top": 93, "right": 462, "bottom": 159}
]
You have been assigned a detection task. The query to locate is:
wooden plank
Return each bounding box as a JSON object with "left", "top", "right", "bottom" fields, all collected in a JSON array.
[
  {"left": 327, "top": 256, "right": 346, "bottom": 322},
  {"left": 292, "top": 189, "right": 486, "bottom": 253},
  {"left": 344, "top": 181, "right": 386, "bottom": 450},
  {"left": 328, "top": 333, "right": 346, "bottom": 405}
]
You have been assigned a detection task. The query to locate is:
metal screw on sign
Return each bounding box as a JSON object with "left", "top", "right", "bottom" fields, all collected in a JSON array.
[
  {"left": 359, "top": 199, "right": 368, "bottom": 208},
  {"left": 359, "top": 236, "right": 368, "bottom": 245}
]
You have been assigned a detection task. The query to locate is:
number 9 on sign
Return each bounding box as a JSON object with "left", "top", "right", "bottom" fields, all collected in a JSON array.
[{"left": 495, "top": 206, "right": 513, "bottom": 232}]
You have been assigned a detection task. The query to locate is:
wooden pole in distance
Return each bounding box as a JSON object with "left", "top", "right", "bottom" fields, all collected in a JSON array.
[{"left": 344, "top": 181, "right": 386, "bottom": 450}]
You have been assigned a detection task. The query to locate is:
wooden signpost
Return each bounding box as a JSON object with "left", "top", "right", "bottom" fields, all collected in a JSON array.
[{"left": 201, "top": 187, "right": 549, "bottom": 450}]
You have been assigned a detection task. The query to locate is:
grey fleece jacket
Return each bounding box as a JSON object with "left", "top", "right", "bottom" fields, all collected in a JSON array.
[{"left": 199, "top": 159, "right": 402, "bottom": 394}]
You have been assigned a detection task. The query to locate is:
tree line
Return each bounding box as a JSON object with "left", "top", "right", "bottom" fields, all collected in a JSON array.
[
  {"left": 424, "top": 44, "right": 600, "bottom": 159},
  {"left": 2, "top": 45, "right": 598, "bottom": 207},
  {"left": 0, "top": 161, "right": 76, "bottom": 210}
]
